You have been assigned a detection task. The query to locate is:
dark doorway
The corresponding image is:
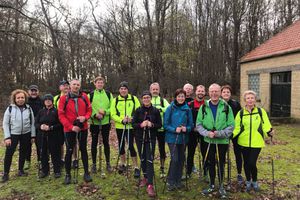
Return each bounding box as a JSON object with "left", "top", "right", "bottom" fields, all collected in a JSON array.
[{"left": 271, "top": 71, "right": 291, "bottom": 117}]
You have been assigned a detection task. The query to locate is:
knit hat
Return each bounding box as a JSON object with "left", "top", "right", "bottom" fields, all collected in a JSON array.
[
  {"left": 29, "top": 85, "right": 39, "bottom": 91},
  {"left": 43, "top": 94, "right": 54, "bottom": 102},
  {"left": 119, "top": 81, "right": 129, "bottom": 89},
  {"left": 141, "top": 90, "right": 152, "bottom": 98}
]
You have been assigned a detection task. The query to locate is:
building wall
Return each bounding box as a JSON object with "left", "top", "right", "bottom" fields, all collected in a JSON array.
[{"left": 240, "top": 53, "right": 300, "bottom": 119}]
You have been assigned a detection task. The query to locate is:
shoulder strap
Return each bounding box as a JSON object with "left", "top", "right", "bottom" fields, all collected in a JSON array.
[
  {"left": 26, "top": 105, "right": 33, "bottom": 125},
  {"left": 223, "top": 102, "right": 229, "bottom": 121},
  {"left": 257, "top": 107, "right": 263, "bottom": 123},
  {"left": 201, "top": 104, "right": 207, "bottom": 120},
  {"left": 105, "top": 90, "right": 111, "bottom": 101},
  {"left": 115, "top": 97, "right": 120, "bottom": 116},
  {"left": 63, "top": 94, "right": 70, "bottom": 111},
  {"left": 89, "top": 90, "right": 95, "bottom": 104},
  {"left": 160, "top": 96, "right": 164, "bottom": 107}
]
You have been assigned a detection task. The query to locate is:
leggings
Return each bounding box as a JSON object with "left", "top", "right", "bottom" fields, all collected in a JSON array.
[
  {"left": 232, "top": 137, "right": 243, "bottom": 174},
  {"left": 116, "top": 128, "right": 137, "bottom": 157},
  {"left": 241, "top": 146, "right": 261, "bottom": 182}
]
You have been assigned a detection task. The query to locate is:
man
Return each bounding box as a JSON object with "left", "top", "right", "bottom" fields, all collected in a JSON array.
[
  {"left": 26, "top": 85, "right": 43, "bottom": 170},
  {"left": 110, "top": 81, "right": 141, "bottom": 178},
  {"left": 186, "top": 85, "right": 206, "bottom": 179},
  {"left": 196, "top": 83, "right": 234, "bottom": 198},
  {"left": 149, "top": 82, "right": 169, "bottom": 178},
  {"left": 58, "top": 79, "right": 92, "bottom": 184},
  {"left": 88, "top": 76, "right": 113, "bottom": 173},
  {"left": 183, "top": 83, "right": 194, "bottom": 103},
  {"left": 54, "top": 80, "right": 70, "bottom": 168}
]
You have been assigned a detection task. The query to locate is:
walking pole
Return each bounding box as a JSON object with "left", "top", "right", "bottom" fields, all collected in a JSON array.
[
  {"left": 163, "top": 131, "right": 180, "bottom": 194},
  {"left": 136, "top": 127, "right": 146, "bottom": 199},
  {"left": 38, "top": 132, "right": 44, "bottom": 180},
  {"left": 271, "top": 136, "right": 275, "bottom": 196},
  {"left": 126, "top": 123, "right": 130, "bottom": 181},
  {"left": 98, "top": 121, "right": 105, "bottom": 177},
  {"left": 148, "top": 128, "right": 158, "bottom": 197},
  {"left": 115, "top": 125, "right": 126, "bottom": 175},
  {"left": 227, "top": 139, "right": 231, "bottom": 190},
  {"left": 73, "top": 131, "right": 81, "bottom": 184},
  {"left": 198, "top": 137, "right": 202, "bottom": 179},
  {"left": 216, "top": 143, "right": 226, "bottom": 199},
  {"left": 182, "top": 131, "right": 188, "bottom": 190}
]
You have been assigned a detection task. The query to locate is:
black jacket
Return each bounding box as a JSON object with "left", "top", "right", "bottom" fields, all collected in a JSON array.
[
  {"left": 227, "top": 99, "right": 241, "bottom": 117},
  {"left": 35, "top": 107, "right": 62, "bottom": 134},
  {"left": 28, "top": 97, "right": 44, "bottom": 117},
  {"left": 132, "top": 105, "right": 162, "bottom": 142}
]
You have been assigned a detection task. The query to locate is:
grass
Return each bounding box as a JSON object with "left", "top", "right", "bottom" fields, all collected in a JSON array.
[{"left": 0, "top": 124, "right": 299, "bottom": 200}]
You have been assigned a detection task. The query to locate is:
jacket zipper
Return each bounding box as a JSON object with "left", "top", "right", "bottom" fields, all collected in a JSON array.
[
  {"left": 21, "top": 108, "right": 24, "bottom": 134},
  {"left": 249, "top": 110, "right": 252, "bottom": 148}
]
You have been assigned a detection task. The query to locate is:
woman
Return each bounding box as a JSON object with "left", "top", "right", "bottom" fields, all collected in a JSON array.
[
  {"left": 221, "top": 85, "right": 243, "bottom": 184},
  {"left": 132, "top": 91, "right": 162, "bottom": 197},
  {"left": 164, "top": 89, "right": 193, "bottom": 191},
  {"left": 35, "top": 94, "right": 62, "bottom": 178},
  {"left": 2, "top": 89, "right": 35, "bottom": 182},
  {"left": 233, "top": 90, "right": 274, "bottom": 192}
]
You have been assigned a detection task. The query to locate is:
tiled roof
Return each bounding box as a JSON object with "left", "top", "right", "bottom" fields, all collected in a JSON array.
[{"left": 241, "top": 19, "right": 300, "bottom": 63}]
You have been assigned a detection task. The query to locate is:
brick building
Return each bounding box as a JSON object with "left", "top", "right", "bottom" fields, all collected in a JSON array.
[{"left": 240, "top": 20, "right": 300, "bottom": 119}]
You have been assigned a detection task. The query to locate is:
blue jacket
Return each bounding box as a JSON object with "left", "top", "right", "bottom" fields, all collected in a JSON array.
[{"left": 164, "top": 101, "right": 193, "bottom": 144}]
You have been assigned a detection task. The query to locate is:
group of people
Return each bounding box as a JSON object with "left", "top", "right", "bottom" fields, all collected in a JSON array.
[{"left": 2, "top": 77, "right": 274, "bottom": 198}]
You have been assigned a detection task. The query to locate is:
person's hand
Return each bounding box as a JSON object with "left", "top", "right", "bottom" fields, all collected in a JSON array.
[
  {"left": 98, "top": 109, "right": 105, "bottom": 115},
  {"left": 77, "top": 116, "right": 86, "bottom": 123},
  {"left": 208, "top": 131, "right": 215, "bottom": 138},
  {"left": 176, "top": 127, "right": 182, "bottom": 133},
  {"left": 31, "top": 138, "right": 35, "bottom": 144},
  {"left": 268, "top": 129, "right": 275, "bottom": 137},
  {"left": 140, "top": 121, "right": 148, "bottom": 128},
  {"left": 181, "top": 126, "right": 187, "bottom": 132},
  {"left": 127, "top": 117, "right": 132, "bottom": 123},
  {"left": 96, "top": 113, "right": 103, "bottom": 120},
  {"left": 72, "top": 126, "right": 81, "bottom": 133},
  {"left": 146, "top": 121, "right": 152, "bottom": 128},
  {"left": 122, "top": 117, "right": 128, "bottom": 124},
  {"left": 40, "top": 124, "right": 46, "bottom": 131},
  {"left": 4, "top": 139, "right": 11, "bottom": 147}
]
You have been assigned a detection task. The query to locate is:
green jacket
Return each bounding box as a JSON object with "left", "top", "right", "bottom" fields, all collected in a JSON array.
[
  {"left": 110, "top": 94, "right": 140, "bottom": 129},
  {"left": 196, "top": 99, "right": 235, "bottom": 144},
  {"left": 233, "top": 107, "right": 272, "bottom": 148},
  {"left": 88, "top": 90, "right": 113, "bottom": 125},
  {"left": 151, "top": 96, "right": 169, "bottom": 132}
]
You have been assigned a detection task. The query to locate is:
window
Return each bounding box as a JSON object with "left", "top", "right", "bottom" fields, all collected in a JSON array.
[{"left": 248, "top": 74, "right": 260, "bottom": 97}]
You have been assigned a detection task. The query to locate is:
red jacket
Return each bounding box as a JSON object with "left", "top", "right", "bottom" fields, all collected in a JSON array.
[{"left": 58, "top": 92, "right": 92, "bottom": 132}]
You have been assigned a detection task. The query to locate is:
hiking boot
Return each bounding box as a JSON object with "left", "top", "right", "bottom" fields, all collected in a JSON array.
[
  {"left": 2, "top": 173, "right": 9, "bottom": 183},
  {"left": 160, "top": 167, "right": 166, "bottom": 178},
  {"left": 176, "top": 182, "right": 185, "bottom": 190},
  {"left": 72, "top": 160, "right": 79, "bottom": 169},
  {"left": 167, "top": 183, "right": 176, "bottom": 191},
  {"left": 202, "top": 174, "right": 209, "bottom": 183},
  {"left": 83, "top": 173, "right": 92, "bottom": 182},
  {"left": 64, "top": 174, "right": 71, "bottom": 185},
  {"left": 39, "top": 171, "right": 49, "bottom": 179},
  {"left": 134, "top": 168, "right": 140, "bottom": 179},
  {"left": 54, "top": 172, "right": 61, "bottom": 178},
  {"left": 18, "top": 170, "right": 28, "bottom": 177},
  {"left": 252, "top": 181, "right": 260, "bottom": 192},
  {"left": 139, "top": 177, "right": 147, "bottom": 187},
  {"left": 246, "top": 181, "right": 252, "bottom": 192},
  {"left": 219, "top": 185, "right": 227, "bottom": 199},
  {"left": 106, "top": 163, "right": 113, "bottom": 173},
  {"left": 202, "top": 185, "right": 215, "bottom": 195},
  {"left": 118, "top": 165, "right": 126, "bottom": 174},
  {"left": 237, "top": 174, "right": 244, "bottom": 185},
  {"left": 91, "top": 164, "right": 97, "bottom": 174},
  {"left": 147, "top": 184, "right": 155, "bottom": 197},
  {"left": 24, "top": 160, "right": 31, "bottom": 170}
]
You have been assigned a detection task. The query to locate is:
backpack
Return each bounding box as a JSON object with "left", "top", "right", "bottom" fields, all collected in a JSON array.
[
  {"left": 63, "top": 93, "right": 89, "bottom": 111},
  {"left": 115, "top": 95, "right": 137, "bottom": 116},
  {"left": 236, "top": 107, "right": 264, "bottom": 138},
  {"left": 201, "top": 101, "right": 230, "bottom": 121},
  {"left": 8, "top": 105, "right": 33, "bottom": 132},
  {"left": 89, "top": 90, "right": 111, "bottom": 104}
]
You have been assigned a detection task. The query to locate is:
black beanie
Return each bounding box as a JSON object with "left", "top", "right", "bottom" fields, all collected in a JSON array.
[
  {"left": 43, "top": 94, "right": 54, "bottom": 102},
  {"left": 119, "top": 81, "right": 129, "bottom": 89},
  {"left": 141, "top": 90, "right": 152, "bottom": 98}
]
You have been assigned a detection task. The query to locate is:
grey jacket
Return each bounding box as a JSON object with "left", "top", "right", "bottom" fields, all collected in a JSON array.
[{"left": 2, "top": 104, "right": 36, "bottom": 140}]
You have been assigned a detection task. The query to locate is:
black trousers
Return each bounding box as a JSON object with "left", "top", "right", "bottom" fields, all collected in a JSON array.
[
  {"left": 206, "top": 143, "right": 228, "bottom": 186},
  {"left": 116, "top": 128, "right": 137, "bottom": 157},
  {"left": 187, "top": 131, "right": 198, "bottom": 175},
  {"left": 156, "top": 131, "right": 166, "bottom": 161},
  {"left": 64, "top": 130, "right": 89, "bottom": 175},
  {"left": 90, "top": 124, "right": 111, "bottom": 164},
  {"left": 26, "top": 128, "right": 40, "bottom": 162},
  {"left": 240, "top": 147, "right": 261, "bottom": 182},
  {"left": 39, "top": 132, "right": 61, "bottom": 174},
  {"left": 232, "top": 137, "right": 243, "bottom": 174},
  {"left": 4, "top": 132, "right": 31, "bottom": 173},
  {"left": 167, "top": 143, "right": 185, "bottom": 186},
  {"left": 136, "top": 138, "right": 156, "bottom": 184}
]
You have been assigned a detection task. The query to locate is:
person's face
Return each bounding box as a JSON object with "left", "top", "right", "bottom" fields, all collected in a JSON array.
[
  {"left": 176, "top": 93, "right": 186, "bottom": 104},
  {"left": 221, "top": 88, "right": 231, "bottom": 101},
  {"left": 245, "top": 94, "right": 256, "bottom": 108},
  {"left": 119, "top": 87, "right": 128, "bottom": 97},
  {"left": 150, "top": 85, "right": 160, "bottom": 97},
  {"left": 209, "top": 85, "right": 221, "bottom": 102},
  {"left": 59, "top": 84, "right": 70, "bottom": 93},
  {"left": 142, "top": 95, "right": 152, "bottom": 107},
  {"left": 44, "top": 99, "right": 53, "bottom": 107},
  {"left": 70, "top": 80, "right": 81, "bottom": 93},
  {"left": 184, "top": 86, "right": 193, "bottom": 97},
  {"left": 195, "top": 87, "right": 205, "bottom": 100},
  {"left": 15, "top": 93, "right": 26, "bottom": 106},
  {"left": 28, "top": 89, "right": 39, "bottom": 98},
  {"left": 94, "top": 80, "right": 104, "bottom": 90}
]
